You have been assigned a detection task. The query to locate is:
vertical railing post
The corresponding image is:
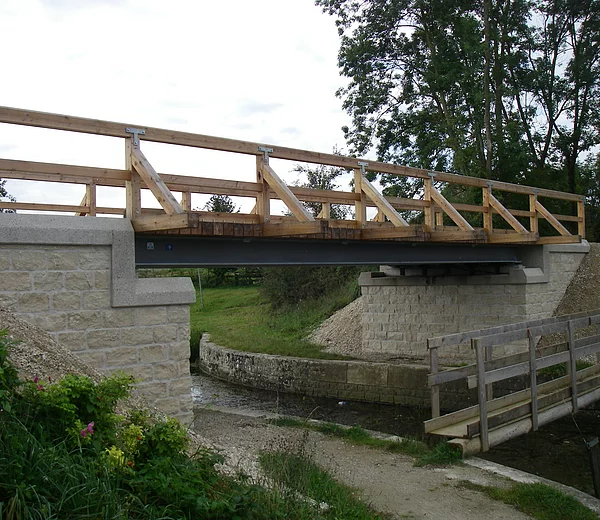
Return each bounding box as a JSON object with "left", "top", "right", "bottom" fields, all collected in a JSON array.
[
  {"left": 474, "top": 338, "right": 489, "bottom": 452},
  {"left": 125, "top": 138, "right": 141, "bottom": 219},
  {"left": 484, "top": 344, "right": 494, "bottom": 401},
  {"left": 85, "top": 183, "right": 96, "bottom": 216},
  {"left": 181, "top": 191, "right": 192, "bottom": 212},
  {"left": 255, "top": 154, "right": 270, "bottom": 223},
  {"left": 528, "top": 329, "right": 539, "bottom": 431},
  {"left": 577, "top": 197, "right": 586, "bottom": 238},
  {"left": 567, "top": 320, "right": 579, "bottom": 414},
  {"left": 529, "top": 193, "right": 538, "bottom": 235},
  {"left": 483, "top": 184, "right": 492, "bottom": 235},
  {"left": 424, "top": 176, "right": 434, "bottom": 230},
  {"left": 429, "top": 341, "right": 440, "bottom": 418},
  {"left": 354, "top": 167, "right": 366, "bottom": 227}
]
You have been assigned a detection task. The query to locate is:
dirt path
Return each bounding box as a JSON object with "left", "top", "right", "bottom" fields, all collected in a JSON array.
[{"left": 192, "top": 408, "right": 532, "bottom": 520}]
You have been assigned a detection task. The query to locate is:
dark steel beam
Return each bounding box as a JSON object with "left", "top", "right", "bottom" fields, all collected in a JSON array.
[{"left": 135, "top": 235, "right": 522, "bottom": 268}]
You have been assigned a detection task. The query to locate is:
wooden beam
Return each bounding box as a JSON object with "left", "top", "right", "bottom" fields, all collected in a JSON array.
[
  {"left": 354, "top": 168, "right": 367, "bottom": 227},
  {"left": 125, "top": 139, "right": 141, "bottom": 218},
  {"left": 86, "top": 183, "right": 96, "bottom": 216},
  {"left": 536, "top": 235, "right": 581, "bottom": 245},
  {"left": 317, "top": 202, "right": 331, "bottom": 219},
  {"left": 262, "top": 221, "right": 328, "bottom": 237},
  {"left": 488, "top": 192, "right": 528, "bottom": 233},
  {"left": 255, "top": 156, "right": 270, "bottom": 223},
  {"left": 260, "top": 163, "right": 314, "bottom": 222},
  {"left": 482, "top": 186, "right": 492, "bottom": 234},
  {"left": 535, "top": 200, "right": 571, "bottom": 236},
  {"left": 130, "top": 145, "right": 184, "bottom": 216},
  {"left": 181, "top": 191, "right": 192, "bottom": 211},
  {"left": 486, "top": 232, "right": 539, "bottom": 244},
  {"left": 131, "top": 213, "right": 190, "bottom": 232},
  {"left": 76, "top": 191, "right": 88, "bottom": 216},
  {"left": 359, "top": 175, "right": 409, "bottom": 227},
  {"left": 429, "top": 185, "right": 473, "bottom": 231},
  {"left": 360, "top": 225, "right": 423, "bottom": 240},
  {"left": 0, "top": 105, "right": 582, "bottom": 201},
  {"left": 424, "top": 178, "right": 434, "bottom": 230},
  {"left": 577, "top": 199, "right": 586, "bottom": 238},
  {"left": 429, "top": 230, "right": 486, "bottom": 242}
]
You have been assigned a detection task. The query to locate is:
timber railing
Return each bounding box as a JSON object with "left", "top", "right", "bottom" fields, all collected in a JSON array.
[
  {"left": 0, "top": 106, "right": 586, "bottom": 243},
  {"left": 426, "top": 310, "right": 600, "bottom": 452}
]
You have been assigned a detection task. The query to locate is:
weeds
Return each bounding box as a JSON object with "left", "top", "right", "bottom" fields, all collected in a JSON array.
[
  {"left": 270, "top": 418, "right": 462, "bottom": 467},
  {"left": 461, "top": 481, "right": 598, "bottom": 520}
]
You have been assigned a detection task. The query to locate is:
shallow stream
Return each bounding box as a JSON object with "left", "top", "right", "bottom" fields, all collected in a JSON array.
[{"left": 192, "top": 373, "right": 600, "bottom": 496}]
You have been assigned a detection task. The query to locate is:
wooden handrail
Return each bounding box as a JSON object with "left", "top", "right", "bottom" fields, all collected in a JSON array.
[{"left": 0, "top": 105, "right": 585, "bottom": 201}]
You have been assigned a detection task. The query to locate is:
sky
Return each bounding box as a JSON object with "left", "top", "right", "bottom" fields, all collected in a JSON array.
[{"left": 0, "top": 0, "right": 354, "bottom": 213}]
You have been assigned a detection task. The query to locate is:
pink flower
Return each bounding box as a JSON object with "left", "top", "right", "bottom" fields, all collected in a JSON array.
[
  {"left": 37, "top": 385, "right": 44, "bottom": 391},
  {"left": 33, "top": 376, "right": 39, "bottom": 383},
  {"left": 80, "top": 429, "right": 88, "bottom": 438},
  {"left": 81, "top": 422, "right": 94, "bottom": 438}
]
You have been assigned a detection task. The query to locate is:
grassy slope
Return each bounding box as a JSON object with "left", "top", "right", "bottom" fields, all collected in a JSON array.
[{"left": 190, "top": 286, "right": 352, "bottom": 359}]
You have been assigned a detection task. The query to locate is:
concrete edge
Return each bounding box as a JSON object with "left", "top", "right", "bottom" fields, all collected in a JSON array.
[{"left": 0, "top": 214, "right": 196, "bottom": 308}]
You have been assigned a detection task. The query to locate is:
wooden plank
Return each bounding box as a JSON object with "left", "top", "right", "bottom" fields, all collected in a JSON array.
[
  {"left": 255, "top": 156, "right": 270, "bottom": 223},
  {"left": 130, "top": 145, "right": 184, "bottom": 216},
  {"left": 487, "top": 232, "right": 539, "bottom": 244},
  {"left": 359, "top": 175, "right": 409, "bottom": 227},
  {"left": 535, "top": 200, "right": 571, "bottom": 236},
  {"left": 131, "top": 213, "right": 190, "bottom": 232},
  {"left": 262, "top": 221, "right": 327, "bottom": 237},
  {"left": 429, "top": 185, "right": 473, "bottom": 231},
  {"left": 317, "top": 202, "right": 331, "bottom": 219},
  {"left": 354, "top": 168, "right": 367, "bottom": 227},
  {"left": 261, "top": 163, "right": 313, "bottom": 222},
  {"left": 0, "top": 105, "right": 583, "bottom": 202},
  {"left": 0, "top": 201, "right": 94, "bottom": 213},
  {"left": 474, "top": 339, "right": 489, "bottom": 451},
  {"left": 360, "top": 225, "right": 421, "bottom": 240},
  {"left": 75, "top": 191, "right": 88, "bottom": 216},
  {"left": 429, "top": 230, "right": 486, "bottom": 242},
  {"left": 194, "top": 211, "right": 260, "bottom": 224},
  {"left": 536, "top": 235, "right": 581, "bottom": 245},
  {"left": 488, "top": 192, "right": 528, "bottom": 233}
]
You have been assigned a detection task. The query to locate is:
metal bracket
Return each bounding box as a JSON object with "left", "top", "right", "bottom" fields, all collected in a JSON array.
[
  {"left": 427, "top": 172, "right": 436, "bottom": 179},
  {"left": 358, "top": 161, "right": 369, "bottom": 175},
  {"left": 125, "top": 127, "right": 146, "bottom": 147},
  {"left": 258, "top": 146, "right": 273, "bottom": 164}
]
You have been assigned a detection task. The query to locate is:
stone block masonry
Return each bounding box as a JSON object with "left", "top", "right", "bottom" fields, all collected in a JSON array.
[
  {"left": 0, "top": 214, "right": 196, "bottom": 424},
  {"left": 360, "top": 242, "right": 590, "bottom": 362}
]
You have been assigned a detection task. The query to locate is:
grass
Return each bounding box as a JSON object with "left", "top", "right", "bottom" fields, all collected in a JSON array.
[
  {"left": 537, "top": 359, "right": 595, "bottom": 379},
  {"left": 270, "top": 418, "right": 462, "bottom": 467},
  {"left": 259, "top": 449, "right": 389, "bottom": 520},
  {"left": 461, "top": 481, "right": 598, "bottom": 520},
  {"left": 190, "top": 285, "right": 357, "bottom": 359}
]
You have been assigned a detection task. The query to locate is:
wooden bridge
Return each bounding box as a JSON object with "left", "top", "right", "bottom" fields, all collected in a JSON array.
[
  {"left": 425, "top": 311, "right": 600, "bottom": 454},
  {"left": 0, "top": 106, "right": 586, "bottom": 245}
]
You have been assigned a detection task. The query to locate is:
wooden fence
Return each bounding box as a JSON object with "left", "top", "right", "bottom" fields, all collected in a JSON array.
[
  {"left": 426, "top": 310, "right": 600, "bottom": 452},
  {"left": 0, "top": 106, "right": 586, "bottom": 243}
]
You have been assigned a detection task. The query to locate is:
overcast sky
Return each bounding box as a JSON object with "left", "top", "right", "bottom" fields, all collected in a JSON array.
[{"left": 0, "top": 0, "right": 353, "bottom": 212}]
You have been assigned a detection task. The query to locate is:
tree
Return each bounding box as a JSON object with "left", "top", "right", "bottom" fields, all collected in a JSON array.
[
  {"left": 204, "top": 194, "right": 237, "bottom": 213},
  {"left": 0, "top": 179, "right": 15, "bottom": 213},
  {"left": 316, "top": 0, "right": 600, "bottom": 200},
  {"left": 292, "top": 162, "right": 351, "bottom": 219}
]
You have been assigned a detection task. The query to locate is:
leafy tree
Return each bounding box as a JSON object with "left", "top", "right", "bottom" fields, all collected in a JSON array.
[
  {"left": 0, "top": 179, "right": 15, "bottom": 212},
  {"left": 204, "top": 194, "right": 237, "bottom": 213},
  {"left": 292, "top": 162, "right": 351, "bottom": 219},
  {"left": 316, "top": 0, "right": 600, "bottom": 200}
]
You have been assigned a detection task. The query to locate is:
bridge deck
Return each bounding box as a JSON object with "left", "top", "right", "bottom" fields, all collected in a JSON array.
[{"left": 0, "top": 106, "right": 586, "bottom": 246}]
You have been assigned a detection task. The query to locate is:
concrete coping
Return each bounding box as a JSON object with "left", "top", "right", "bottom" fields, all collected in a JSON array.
[{"left": 0, "top": 213, "right": 196, "bottom": 308}]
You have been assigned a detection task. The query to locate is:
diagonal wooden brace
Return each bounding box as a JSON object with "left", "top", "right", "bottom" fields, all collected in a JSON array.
[
  {"left": 260, "top": 163, "right": 314, "bottom": 222},
  {"left": 130, "top": 145, "right": 184, "bottom": 215}
]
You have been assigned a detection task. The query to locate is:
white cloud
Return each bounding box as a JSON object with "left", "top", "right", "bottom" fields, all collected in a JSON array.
[{"left": 0, "top": 0, "right": 354, "bottom": 213}]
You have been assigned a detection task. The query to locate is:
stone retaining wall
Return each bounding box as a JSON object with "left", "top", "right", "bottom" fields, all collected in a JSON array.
[
  {"left": 197, "top": 336, "right": 477, "bottom": 410},
  {"left": 0, "top": 214, "right": 196, "bottom": 423}
]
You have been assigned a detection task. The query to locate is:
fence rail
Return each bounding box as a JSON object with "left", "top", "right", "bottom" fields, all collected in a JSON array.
[
  {"left": 426, "top": 310, "right": 600, "bottom": 452},
  {"left": 0, "top": 106, "right": 586, "bottom": 243}
]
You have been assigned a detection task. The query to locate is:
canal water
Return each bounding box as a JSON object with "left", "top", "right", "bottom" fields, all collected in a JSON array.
[{"left": 192, "top": 372, "right": 600, "bottom": 496}]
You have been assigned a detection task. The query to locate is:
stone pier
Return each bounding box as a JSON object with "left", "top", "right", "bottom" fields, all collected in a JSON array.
[{"left": 359, "top": 242, "right": 590, "bottom": 362}]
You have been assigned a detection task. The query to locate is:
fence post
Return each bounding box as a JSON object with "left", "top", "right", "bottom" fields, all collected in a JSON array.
[
  {"left": 528, "top": 329, "right": 539, "bottom": 431},
  {"left": 567, "top": 320, "right": 578, "bottom": 413},
  {"left": 429, "top": 341, "right": 440, "bottom": 418},
  {"left": 474, "top": 338, "right": 489, "bottom": 452}
]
